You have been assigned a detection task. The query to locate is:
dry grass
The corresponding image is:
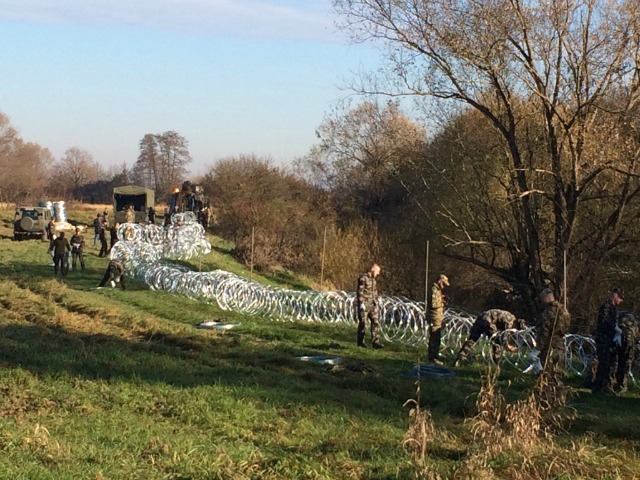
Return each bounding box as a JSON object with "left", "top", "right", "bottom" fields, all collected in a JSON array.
[{"left": 402, "top": 398, "right": 437, "bottom": 467}]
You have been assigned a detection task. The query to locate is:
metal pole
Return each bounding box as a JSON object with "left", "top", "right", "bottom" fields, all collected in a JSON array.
[
  {"left": 563, "top": 249, "right": 567, "bottom": 310},
  {"left": 250, "top": 226, "right": 255, "bottom": 281},
  {"left": 320, "top": 225, "right": 327, "bottom": 290}
]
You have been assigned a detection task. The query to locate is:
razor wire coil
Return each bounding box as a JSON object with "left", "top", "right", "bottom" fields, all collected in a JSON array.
[{"left": 109, "top": 215, "right": 638, "bottom": 380}]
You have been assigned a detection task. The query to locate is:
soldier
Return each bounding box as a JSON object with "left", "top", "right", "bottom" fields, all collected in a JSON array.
[
  {"left": 92, "top": 213, "right": 102, "bottom": 245},
  {"left": 46, "top": 218, "right": 56, "bottom": 240},
  {"left": 427, "top": 274, "right": 450, "bottom": 364},
  {"left": 537, "top": 289, "right": 571, "bottom": 383},
  {"left": 611, "top": 311, "right": 638, "bottom": 394},
  {"left": 125, "top": 205, "right": 135, "bottom": 224},
  {"left": 109, "top": 222, "right": 120, "bottom": 253},
  {"left": 455, "top": 309, "right": 525, "bottom": 366},
  {"left": 51, "top": 231, "right": 70, "bottom": 276},
  {"left": 70, "top": 227, "right": 85, "bottom": 271},
  {"left": 98, "top": 221, "right": 109, "bottom": 257},
  {"left": 148, "top": 207, "right": 156, "bottom": 225},
  {"left": 98, "top": 259, "right": 127, "bottom": 290},
  {"left": 356, "top": 263, "right": 383, "bottom": 349},
  {"left": 592, "top": 287, "right": 624, "bottom": 394}
]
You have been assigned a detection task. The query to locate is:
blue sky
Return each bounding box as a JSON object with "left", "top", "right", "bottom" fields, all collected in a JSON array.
[{"left": 0, "top": 0, "right": 382, "bottom": 174}]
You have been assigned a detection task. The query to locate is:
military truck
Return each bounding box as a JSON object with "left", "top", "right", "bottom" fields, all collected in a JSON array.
[
  {"left": 168, "top": 181, "right": 207, "bottom": 216},
  {"left": 13, "top": 206, "right": 53, "bottom": 241},
  {"left": 113, "top": 185, "right": 155, "bottom": 224}
]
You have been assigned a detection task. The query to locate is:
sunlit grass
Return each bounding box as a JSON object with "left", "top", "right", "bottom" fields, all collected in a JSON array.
[{"left": 0, "top": 209, "right": 639, "bottom": 479}]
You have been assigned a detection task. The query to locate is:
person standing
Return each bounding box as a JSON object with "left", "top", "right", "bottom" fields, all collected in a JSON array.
[
  {"left": 611, "top": 312, "right": 639, "bottom": 394},
  {"left": 125, "top": 205, "right": 135, "bottom": 224},
  {"left": 537, "top": 288, "right": 571, "bottom": 383},
  {"left": 98, "top": 259, "right": 126, "bottom": 290},
  {"left": 455, "top": 309, "right": 525, "bottom": 366},
  {"left": 148, "top": 207, "right": 156, "bottom": 225},
  {"left": 51, "top": 231, "right": 70, "bottom": 275},
  {"left": 356, "top": 263, "right": 383, "bottom": 349},
  {"left": 46, "top": 218, "right": 56, "bottom": 241},
  {"left": 70, "top": 227, "right": 85, "bottom": 271},
  {"left": 109, "top": 222, "right": 120, "bottom": 253},
  {"left": 427, "top": 274, "right": 450, "bottom": 364},
  {"left": 98, "top": 221, "right": 109, "bottom": 257},
  {"left": 92, "top": 213, "right": 102, "bottom": 245},
  {"left": 592, "top": 287, "right": 624, "bottom": 394}
]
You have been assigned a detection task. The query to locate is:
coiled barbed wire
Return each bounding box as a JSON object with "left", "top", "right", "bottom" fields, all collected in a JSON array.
[{"left": 110, "top": 214, "right": 638, "bottom": 380}]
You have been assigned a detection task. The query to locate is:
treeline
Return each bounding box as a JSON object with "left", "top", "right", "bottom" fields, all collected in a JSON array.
[
  {"left": 201, "top": 97, "right": 640, "bottom": 327},
  {"left": 0, "top": 113, "right": 194, "bottom": 204}
]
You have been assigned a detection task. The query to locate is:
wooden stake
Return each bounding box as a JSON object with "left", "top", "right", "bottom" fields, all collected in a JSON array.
[
  {"left": 320, "top": 225, "right": 327, "bottom": 290},
  {"left": 250, "top": 226, "right": 255, "bottom": 281},
  {"left": 563, "top": 249, "right": 567, "bottom": 310}
]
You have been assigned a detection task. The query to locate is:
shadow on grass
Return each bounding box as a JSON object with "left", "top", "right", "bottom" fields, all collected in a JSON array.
[{"left": 0, "top": 321, "right": 429, "bottom": 422}]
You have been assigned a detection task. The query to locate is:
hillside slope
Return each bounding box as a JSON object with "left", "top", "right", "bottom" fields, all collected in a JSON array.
[{"left": 0, "top": 209, "right": 639, "bottom": 479}]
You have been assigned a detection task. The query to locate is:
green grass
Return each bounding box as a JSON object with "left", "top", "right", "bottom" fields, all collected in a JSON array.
[{"left": 0, "top": 209, "right": 639, "bottom": 479}]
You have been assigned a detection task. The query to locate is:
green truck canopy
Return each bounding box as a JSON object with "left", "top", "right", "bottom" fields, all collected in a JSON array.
[{"left": 113, "top": 185, "right": 155, "bottom": 222}]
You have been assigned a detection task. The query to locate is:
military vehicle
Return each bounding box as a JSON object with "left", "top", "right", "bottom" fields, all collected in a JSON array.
[
  {"left": 13, "top": 206, "right": 53, "bottom": 241},
  {"left": 113, "top": 185, "right": 155, "bottom": 224}
]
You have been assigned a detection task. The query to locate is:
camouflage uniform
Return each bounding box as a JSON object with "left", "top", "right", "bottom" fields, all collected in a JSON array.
[
  {"left": 125, "top": 208, "right": 135, "bottom": 224},
  {"left": 356, "top": 272, "right": 380, "bottom": 347},
  {"left": 98, "top": 259, "right": 126, "bottom": 290},
  {"left": 611, "top": 312, "right": 639, "bottom": 393},
  {"left": 427, "top": 282, "right": 446, "bottom": 361},
  {"left": 536, "top": 300, "right": 571, "bottom": 381},
  {"left": 592, "top": 298, "right": 618, "bottom": 393},
  {"left": 456, "top": 309, "right": 519, "bottom": 364}
]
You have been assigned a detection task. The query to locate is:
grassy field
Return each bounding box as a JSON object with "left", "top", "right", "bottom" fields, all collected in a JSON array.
[{"left": 0, "top": 209, "right": 639, "bottom": 479}]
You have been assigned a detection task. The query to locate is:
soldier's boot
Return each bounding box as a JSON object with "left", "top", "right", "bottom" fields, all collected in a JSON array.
[
  {"left": 428, "top": 329, "right": 443, "bottom": 364},
  {"left": 356, "top": 329, "right": 366, "bottom": 348}
]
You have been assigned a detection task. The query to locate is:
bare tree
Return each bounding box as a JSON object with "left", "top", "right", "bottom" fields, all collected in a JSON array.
[
  {"left": 0, "top": 112, "right": 53, "bottom": 203},
  {"left": 59, "top": 147, "right": 100, "bottom": 191},
  {"left": 305, "top": 100, "right": 427, "bottom": 220},
  {"left": 134, "top": 131, "right": 191, "bottom": 197},
  {"left": 335, "top": 0, "right": 640, "bottom": 304}
]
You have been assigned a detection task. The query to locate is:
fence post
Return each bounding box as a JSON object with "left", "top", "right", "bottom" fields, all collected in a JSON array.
[
  {"left": 250, "top": 226, "right": 255, "bottom": 281},
  {"left": 320, "top": 225, "right": 327, "bottom": 290}
]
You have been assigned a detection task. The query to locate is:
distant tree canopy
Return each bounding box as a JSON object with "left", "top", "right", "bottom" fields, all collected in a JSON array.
[
  {"left": 134, "top": 131, "right": 192, "bottom": 199},
  {"left": 0, "top": 112, "right": 54, "bottom": 204},
  {"left": 202, "top": 154, "right": 334, "bottom": 275},
  {"left": 49, "top": 147, "right": 102, "bottom": 199}
]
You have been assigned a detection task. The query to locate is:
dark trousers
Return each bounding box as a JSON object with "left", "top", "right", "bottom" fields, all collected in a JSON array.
[
  {"left": 53, "top": 253, "right": 64, "bottom": 274},
  {"left": 99, "top": 238, "right": 108, "bottom": 257},
  {"left": 593, "top": 340, "right": 615, "bottom": 393},
  {"left": 98, "top": 266, "right": 126, "bottom": 290},
  {"left": 72, "top": 251, "right": 84, "bottom": 271}
]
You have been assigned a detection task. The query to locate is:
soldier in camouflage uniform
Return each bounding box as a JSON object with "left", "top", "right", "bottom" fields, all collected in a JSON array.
[
  {"left": 356, "top": 264, "right": 382, "bottom": 349},
  {"left": 611, "top": 311, "right": 638, "bottom": 394},
  {"left": 455, "top": 309, "right": 525, "bottom": 366},
  {"left": 98, "top": 259, "right": 127, "bottom": 290},
  {"left": 427, "top": 274, "right": 449, "bottom": 364},
  {"left": 592, "top": 287, "right": 624, "bottom": 394},
  {"left": 536, "top": 289, "right": 571, "bottom": 382}
]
